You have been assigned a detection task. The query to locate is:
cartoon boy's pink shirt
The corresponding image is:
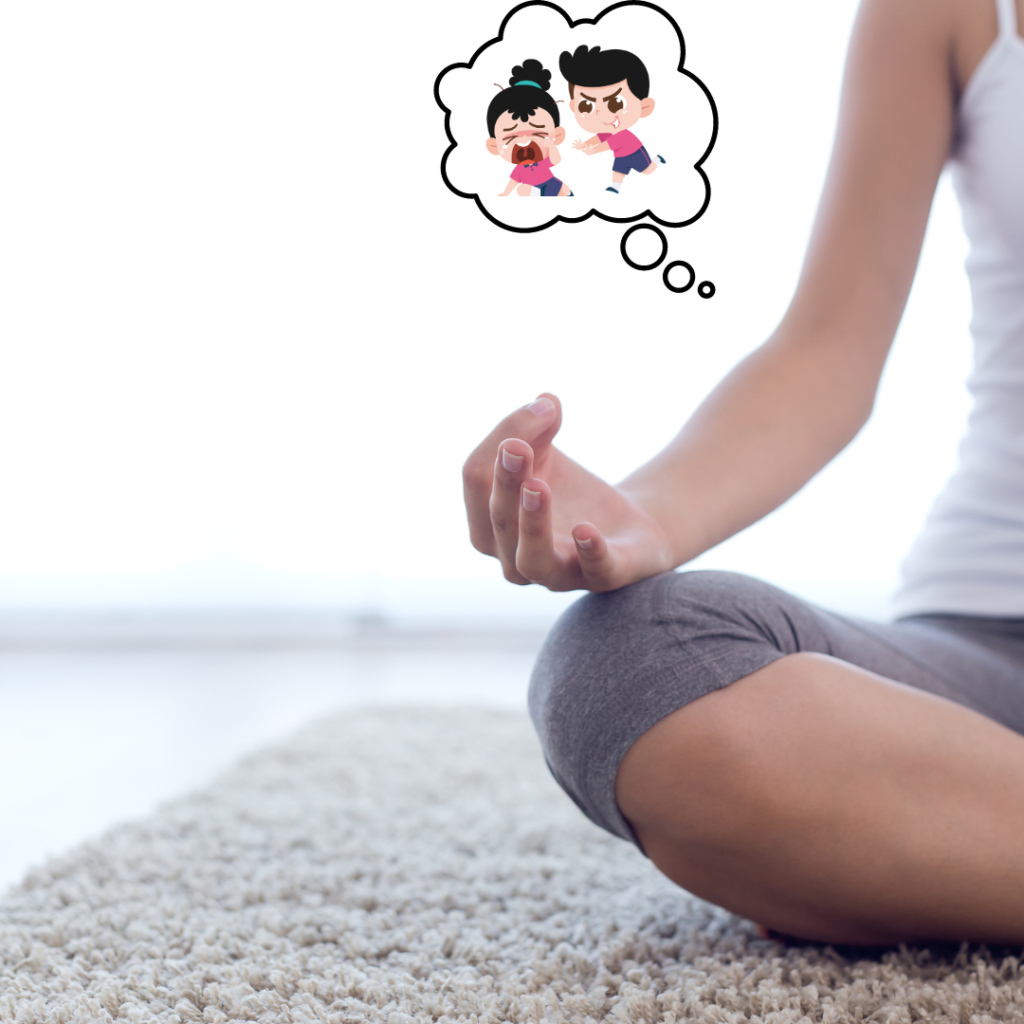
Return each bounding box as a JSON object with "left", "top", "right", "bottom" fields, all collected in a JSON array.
[
  {"left": 510, "top": 157, "right": 554, "bottom": 185},
  {"left": 597, "top": 130, "right": 642, "bottom": 157}
]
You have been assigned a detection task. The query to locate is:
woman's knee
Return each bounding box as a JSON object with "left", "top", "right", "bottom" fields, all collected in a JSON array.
[{"left": 528, "top": 570, "right": 807, "bottom": 843}]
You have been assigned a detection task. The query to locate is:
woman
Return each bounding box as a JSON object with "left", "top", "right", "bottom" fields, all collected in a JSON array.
[{"left": 462, "top": 0, "right": 1024, "bottom": 945}]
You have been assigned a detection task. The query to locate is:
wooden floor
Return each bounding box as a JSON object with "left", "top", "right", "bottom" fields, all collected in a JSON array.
[{"left": 0, "top": 635, "right": 543, "bottom": 893}]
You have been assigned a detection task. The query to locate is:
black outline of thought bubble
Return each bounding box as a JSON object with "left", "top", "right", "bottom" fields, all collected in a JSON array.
[{"left": 434, "top": 0, "right": 718, "bottom": 234}]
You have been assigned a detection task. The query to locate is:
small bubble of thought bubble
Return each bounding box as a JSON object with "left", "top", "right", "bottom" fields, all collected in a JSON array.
[
  {"left": 434, "top": 0, "right": 718, "bottom": 236},
  {"left": 621, "top": 224, "right": 716, "bottom": 297}
]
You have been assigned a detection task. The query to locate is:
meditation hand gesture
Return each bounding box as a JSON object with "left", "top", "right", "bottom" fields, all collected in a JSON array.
[{"left": 462, "top": 395, "right": 674, "bottom": 592}]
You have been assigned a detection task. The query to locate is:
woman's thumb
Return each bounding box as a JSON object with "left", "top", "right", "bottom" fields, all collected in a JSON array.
[{"left": 522, "top": 392, "right": 562, "bottom": 445}]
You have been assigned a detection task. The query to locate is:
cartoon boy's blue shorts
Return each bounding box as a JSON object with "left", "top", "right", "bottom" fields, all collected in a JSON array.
[
  {"left": 612, "top": 145, "right": 652, "bottom": 176},
  {"left": 538, "top": 176, "right": 565, "bottom": 196}
]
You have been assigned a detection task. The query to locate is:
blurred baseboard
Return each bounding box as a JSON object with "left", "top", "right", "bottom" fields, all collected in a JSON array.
[{"left": 0, "top": 610, "right": 554, "bottom": 652}]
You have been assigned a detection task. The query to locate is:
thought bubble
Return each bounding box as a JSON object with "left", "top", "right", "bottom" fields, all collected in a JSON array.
[{"left": 435, "top": 0, "right": 718, "bottom": 234}]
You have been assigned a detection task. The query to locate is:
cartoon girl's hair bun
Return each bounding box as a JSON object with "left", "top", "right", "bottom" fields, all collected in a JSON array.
[
  {"left": 488, "top": 58, "right": 561, "bottom": 135},
  {"left": 509, "top": 59, "right": 551, "bottom": 91}
]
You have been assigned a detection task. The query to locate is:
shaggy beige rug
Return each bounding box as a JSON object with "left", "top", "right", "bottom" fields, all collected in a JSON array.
[{"left": 3, "top": 706, "right": 1024, "bottom": 1023}]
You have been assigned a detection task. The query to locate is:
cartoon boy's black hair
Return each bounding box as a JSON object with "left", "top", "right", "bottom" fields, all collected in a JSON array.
[
  {"left": 558, "top": 45, "right": 650, "bottom": 100},
  {"left": 486, "top": 59, "right": 561, "bottom": 137}
]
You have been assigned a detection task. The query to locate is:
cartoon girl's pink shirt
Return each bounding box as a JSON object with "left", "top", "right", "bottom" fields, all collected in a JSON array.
[
  {"left": 510, "top": 158, "right": 554, "bottom": 185},
  {"left": 597, "top": 130, "right": 642, "bottom": 157}
]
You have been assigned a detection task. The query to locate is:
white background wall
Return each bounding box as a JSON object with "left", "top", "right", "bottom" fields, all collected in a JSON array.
[{"left": 0, "top": 0, "right": 973, "bottom": 623}]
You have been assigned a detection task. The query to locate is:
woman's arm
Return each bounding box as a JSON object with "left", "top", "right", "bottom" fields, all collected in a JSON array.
[
  {"left": 464, "top": 0, "right": 961, "bottom": 591},
  {"left": 623, "top": 0, "right": 957, "bottom": 565}
]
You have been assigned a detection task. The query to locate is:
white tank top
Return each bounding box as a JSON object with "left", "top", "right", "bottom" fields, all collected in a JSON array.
[{"left": 892, "top": 0, "right": 1024, "bottom": 618}]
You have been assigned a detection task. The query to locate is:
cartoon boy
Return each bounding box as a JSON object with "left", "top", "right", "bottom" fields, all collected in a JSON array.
[
  {"left": 486, "top": 60, "right": 572, "bottom": 197},
  {"left": 560, "top": 45, "right": 666, "bottom": 193}
]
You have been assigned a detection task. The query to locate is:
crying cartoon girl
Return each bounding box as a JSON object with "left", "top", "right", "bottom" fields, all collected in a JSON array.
[{"left": 485, "top": 60, "right": 573, "bottom": 197}]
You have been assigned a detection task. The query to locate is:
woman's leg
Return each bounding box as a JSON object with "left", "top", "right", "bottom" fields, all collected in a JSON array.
[
  {"left": 530, "top": 571, "right": 1024, "bottom": 944},
  {"left": 617, "top": 651, "right": 1024, "bottom": 945}
]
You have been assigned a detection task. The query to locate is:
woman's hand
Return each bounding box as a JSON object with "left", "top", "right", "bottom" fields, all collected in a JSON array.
[{"left": 462, "top": 394, "right": 675, "bottom": 592}]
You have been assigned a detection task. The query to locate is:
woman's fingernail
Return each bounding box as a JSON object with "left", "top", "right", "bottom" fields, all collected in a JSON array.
[
  {"left": 575, "top": 536, "right": 593, "bottom": 550},
  {"left": 527, "top": 397, "right": 555, "bottom": 417},
  {"left": 522, "top": 488, "right": 542, "bottom": 512},
  {"left": 502, "top": 449, "right": 524, "bottom": 473}
]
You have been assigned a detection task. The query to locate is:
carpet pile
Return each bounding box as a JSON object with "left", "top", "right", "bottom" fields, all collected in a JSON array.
[{"left": 3, "top": 706, "right": 1024, "bottom": 1022}]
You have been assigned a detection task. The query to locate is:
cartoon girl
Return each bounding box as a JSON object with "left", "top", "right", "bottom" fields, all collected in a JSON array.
[{"left": 485, "top": 60, "right": 572, "bottom": 197}]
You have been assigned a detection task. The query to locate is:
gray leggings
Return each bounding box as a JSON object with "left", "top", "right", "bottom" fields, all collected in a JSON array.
[{"left": 527, "top": 571, "right": 1024, "bottom": 847}]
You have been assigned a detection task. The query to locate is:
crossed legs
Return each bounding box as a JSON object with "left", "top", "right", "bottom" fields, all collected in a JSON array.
[{"left": 616, "top": 652, "right": 1024, "bottom": 945}]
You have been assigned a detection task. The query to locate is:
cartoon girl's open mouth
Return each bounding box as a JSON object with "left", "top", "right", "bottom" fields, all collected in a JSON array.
[{"left": 512, "top": 140, "right": 544, "bottom": 163}]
